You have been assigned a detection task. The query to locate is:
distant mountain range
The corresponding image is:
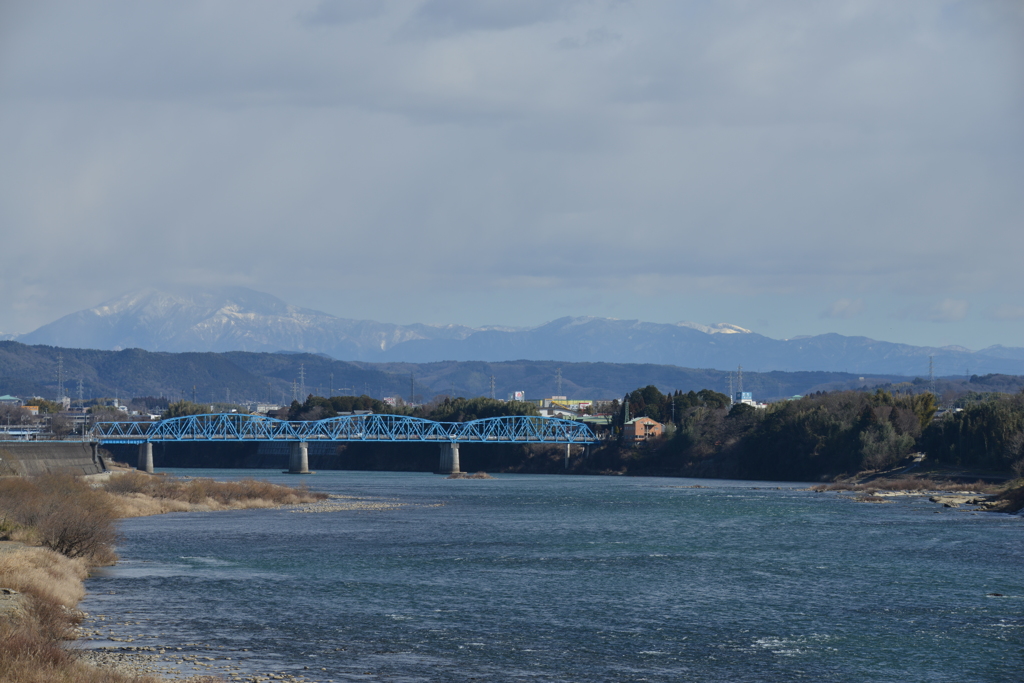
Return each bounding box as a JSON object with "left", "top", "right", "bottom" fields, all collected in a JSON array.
[
  {"left": 0, "top": 340, "right": 914, "bottom": 404},
  {"left": 13, "top": 287, "right": 1024, "bottom": 376}
]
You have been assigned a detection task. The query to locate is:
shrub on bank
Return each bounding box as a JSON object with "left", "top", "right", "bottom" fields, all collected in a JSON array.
[{"left": 0, "top": 475, "right": 119, "bottom": 564}]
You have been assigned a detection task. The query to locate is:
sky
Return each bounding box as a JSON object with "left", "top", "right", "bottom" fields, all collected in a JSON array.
[{"left": 1, "top": 0, "right": 1022, "bottom": 350}]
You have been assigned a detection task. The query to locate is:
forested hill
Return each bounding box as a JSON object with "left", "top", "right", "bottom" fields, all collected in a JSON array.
[{"left": 0, "top": 340, "right": 933, "bottom": 403}]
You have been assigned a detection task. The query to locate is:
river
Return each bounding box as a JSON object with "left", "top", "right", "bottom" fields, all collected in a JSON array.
[{"left": 80, "top": 470, "right": 1023, "bottom": 681}]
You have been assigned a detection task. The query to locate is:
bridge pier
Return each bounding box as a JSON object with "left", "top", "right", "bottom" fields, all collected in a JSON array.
[
  {"left": 137, "top": 442, "right": 153, "bottom": 473},
  {"left": 287, "top": 441, "right": 310, "bottom": 474},
  {"left": 437, "top": 442, "right": 461, "bottom": 475}
]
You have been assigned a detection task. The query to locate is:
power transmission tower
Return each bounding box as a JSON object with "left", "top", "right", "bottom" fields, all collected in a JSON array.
[
  {"left": 489, "top": 375, "right": 495, "bottom": 400},
  {"left": 410, "top": 373, "right": 415, "bottom": 405},
  {"left": 77, "top": 379, "right": 84, "bottom": 408},
  {"left": 330, "top": 373, "right": 334, "bottom": 397},
  {"left": 556, "top": 367, "right": 562, "bottom": 395},
  {"left": 929, "top": 356, "right": 935, "bottom": 396},
  {"left": 737, "top": 365, "right": 743, "bottom": 396},
  {"left": 56, "top": 353, "right": 64, "bottom": 402},
  {"left": 299, "top": 364, "right": 306, "bottom": 399}
]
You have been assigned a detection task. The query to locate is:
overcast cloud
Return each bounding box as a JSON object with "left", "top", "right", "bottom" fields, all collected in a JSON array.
[{"left": 1, "top": 0, "right": 1021, "bottom": 349}]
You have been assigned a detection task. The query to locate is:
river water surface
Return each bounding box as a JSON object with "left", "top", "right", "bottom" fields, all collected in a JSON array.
[{"left": 80, "top": 470, "right": 1022, "bottom": 682}]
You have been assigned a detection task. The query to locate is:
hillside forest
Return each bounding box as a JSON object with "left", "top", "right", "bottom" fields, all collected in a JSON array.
[{"left": 587, "top": 386, "right": 1024, "bottom": 481}]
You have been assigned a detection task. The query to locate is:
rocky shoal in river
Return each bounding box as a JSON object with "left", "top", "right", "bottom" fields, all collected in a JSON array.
[
  {"left": 76, "top": 619, "right": 344, "bottom": 682},
  {"left": 833, "top": 489, "right": 1006, "bottom": 511}
]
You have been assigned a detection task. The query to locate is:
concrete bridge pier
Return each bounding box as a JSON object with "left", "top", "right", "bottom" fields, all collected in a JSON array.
[
  {"left": 437, "top": 442, "right": 461, "bottom": 475},
  {"left": 288, "top": 441, "right": 310, "bottom": 474},
  {"left": 138, "top": 442, "right": 154, "bottom": 473}
]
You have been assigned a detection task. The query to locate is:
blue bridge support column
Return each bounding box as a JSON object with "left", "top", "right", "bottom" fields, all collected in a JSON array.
[
  {"left": 288, "top": 441, "right": 309, "bottom": 474},
  {"left": 138, "top": 442, "right": 153, "bottom": 473},
  {"left": 437, "top": 442, "right": 461, "bottom": 475}
]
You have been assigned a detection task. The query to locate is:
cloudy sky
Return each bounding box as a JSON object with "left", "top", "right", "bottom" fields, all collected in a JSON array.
[{"left": 1, "top": 0, "right": 1021, "bottom": 349}]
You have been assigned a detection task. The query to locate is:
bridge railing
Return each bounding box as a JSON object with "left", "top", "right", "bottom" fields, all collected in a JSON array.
[{"left": 92, "top": 413, "right": 596, "bottom": 444}]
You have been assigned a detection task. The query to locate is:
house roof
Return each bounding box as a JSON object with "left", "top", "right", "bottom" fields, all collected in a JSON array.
[{"left": 625, "top": 416, "right": 661, "bottom": 425}]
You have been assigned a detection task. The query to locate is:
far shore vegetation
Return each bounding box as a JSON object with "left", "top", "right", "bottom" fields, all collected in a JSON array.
[
  {"left": 0, "top": 472, "right": 326, "bottom": 683},
  {"left": 182, "top": 386, "right": 1024, "bottom": 511},
  {"left": 577, "top": 385, "right": 1024, "bottom": 513}
]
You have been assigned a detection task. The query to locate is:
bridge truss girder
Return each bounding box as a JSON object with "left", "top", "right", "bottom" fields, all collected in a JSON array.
[{"left": 91, "top": 413, "right": 597, "bottom": 445}]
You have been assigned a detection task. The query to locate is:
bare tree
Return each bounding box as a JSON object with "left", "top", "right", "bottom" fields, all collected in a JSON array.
[
  {"left": 49, "top": 414, "right": 73, "bottom": 439},
  {"left": 0, "top": 403, "right": 31, "bottom": 426}
]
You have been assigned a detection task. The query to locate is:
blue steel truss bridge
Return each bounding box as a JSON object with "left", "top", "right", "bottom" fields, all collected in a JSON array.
[{"left": 92, "top": 413, "right": 597, "bottom": 475}]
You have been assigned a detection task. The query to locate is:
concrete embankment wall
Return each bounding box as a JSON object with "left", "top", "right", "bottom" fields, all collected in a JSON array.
[{"left": 0, "top": 441, "right": 105, "bottom": 476}]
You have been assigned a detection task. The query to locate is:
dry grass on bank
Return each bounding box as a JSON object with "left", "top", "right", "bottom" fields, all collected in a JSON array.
[
  {"left": 0, "top": 545, "right": 165, "bottom": 683},
  {"left": 0, "top": 547, "right": 88, "bottom": 609},
  {"left": 102, "top": 472, "right": 328, "bottom": 517},
  {"left": 0, "top": 471, "right": 324, "bottom": 683}
]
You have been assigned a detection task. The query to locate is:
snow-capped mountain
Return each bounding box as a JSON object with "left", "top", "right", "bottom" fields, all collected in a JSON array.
[
  {"left": 17, "top": 287, "right": 478, "bottom": 359},
  {"left": 16, "top": 287, "right": 1024, "bottom": 376}
]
